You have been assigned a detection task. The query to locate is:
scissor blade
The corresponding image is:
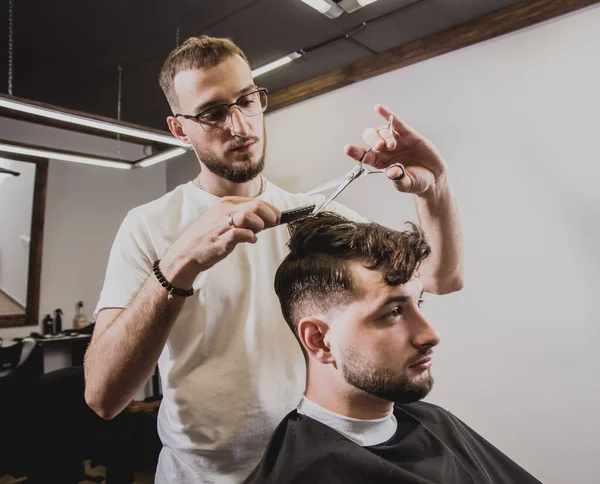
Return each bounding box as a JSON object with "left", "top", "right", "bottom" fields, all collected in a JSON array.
[
  {"left": 306, "top": 173, "right": 348, "bottom": 195},
  {"left": 312, "top": 177, "right": 354, "bottom": 216}
]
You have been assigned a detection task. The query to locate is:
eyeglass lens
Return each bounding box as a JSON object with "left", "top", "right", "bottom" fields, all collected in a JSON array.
[{"left": 200, "top": 90, "right": 267, "bottom": 131}]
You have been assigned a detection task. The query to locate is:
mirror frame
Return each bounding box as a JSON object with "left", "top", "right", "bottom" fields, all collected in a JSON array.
[{"left": 0, "top": 153, "right": 48, "bottom": 328}]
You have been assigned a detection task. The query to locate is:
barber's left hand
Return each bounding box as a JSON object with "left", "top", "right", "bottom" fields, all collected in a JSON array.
[{"left": 345, "top": 104, "right": 447, "bottom": 195}]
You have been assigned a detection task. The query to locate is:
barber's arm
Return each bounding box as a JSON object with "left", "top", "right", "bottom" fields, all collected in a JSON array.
[
  {"left": 84, "top": 197, "right": 281, "bottom": 419},
  {"left": 345, "top": 104, "right": 463, "bottom": 295}
]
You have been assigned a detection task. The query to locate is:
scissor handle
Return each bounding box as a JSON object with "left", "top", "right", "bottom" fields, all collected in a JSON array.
[{"left": 360, "top": 148, "right": 371, "bottom": 167}]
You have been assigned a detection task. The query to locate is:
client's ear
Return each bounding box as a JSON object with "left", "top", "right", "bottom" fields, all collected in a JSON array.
[{"left": 297, "top": 318, "right": 335, "bottom": 364}]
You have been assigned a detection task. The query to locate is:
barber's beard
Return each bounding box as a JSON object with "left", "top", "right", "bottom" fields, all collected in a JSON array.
[
  {"left": 192, "top": 126, "right": 267, "bottom": 184},
  {"left": 340, "top": 345, "right": 434, "bottom": 404}
]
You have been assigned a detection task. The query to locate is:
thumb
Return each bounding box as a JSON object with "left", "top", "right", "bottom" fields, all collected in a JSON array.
[{"left": 386, "top": 165, "right": 434, "bottom": 194}]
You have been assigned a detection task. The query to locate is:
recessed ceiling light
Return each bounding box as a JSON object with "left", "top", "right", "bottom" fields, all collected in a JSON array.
[{"left": 300, "top": 0, "right": 344, "bottom": 19}]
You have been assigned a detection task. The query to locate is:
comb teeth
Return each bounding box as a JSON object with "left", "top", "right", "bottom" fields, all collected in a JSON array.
[{"left": 279, "top": 204, "right": 316, "bottom": 225}]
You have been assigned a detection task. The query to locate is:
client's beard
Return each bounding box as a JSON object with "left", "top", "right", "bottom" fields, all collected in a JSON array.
[{"left": 340, "top": 345, "right": 434, "bottom": 404}]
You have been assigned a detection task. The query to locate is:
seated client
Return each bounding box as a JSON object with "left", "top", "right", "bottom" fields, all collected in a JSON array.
[{"left": 245, "top": 212, "right": 541, "bottom": 484}]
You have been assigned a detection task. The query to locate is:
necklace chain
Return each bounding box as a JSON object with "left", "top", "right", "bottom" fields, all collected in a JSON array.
[{"left": 193, "top": 175, "right": 266, "bottom": 198}]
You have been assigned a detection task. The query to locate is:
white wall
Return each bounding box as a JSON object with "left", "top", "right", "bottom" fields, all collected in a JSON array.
[
  {"left": 260, "top": 6, "right": 600, "bottom": 484},
  {"left": 167, "top": 150, "right": 200, "bottom": 191},
  {"left": 0, "top": 157, "right": 35, "bottom": 305},
  {"left": 0, "top": 118, "right": 166, "bottom": 354}
]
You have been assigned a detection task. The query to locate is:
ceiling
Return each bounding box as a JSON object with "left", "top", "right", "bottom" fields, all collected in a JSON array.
[{"left": 0, "top": 0, "right": 522, "bottom": 132}]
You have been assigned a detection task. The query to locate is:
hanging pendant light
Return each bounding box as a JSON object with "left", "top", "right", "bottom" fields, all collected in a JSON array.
[{"left": 1, "top": 1, "right": 189, "bottom": 169}]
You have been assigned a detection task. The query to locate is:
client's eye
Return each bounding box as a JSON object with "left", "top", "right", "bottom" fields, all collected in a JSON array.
[{"left": 418, "top": 298, "right": 425, "bottom": 308}]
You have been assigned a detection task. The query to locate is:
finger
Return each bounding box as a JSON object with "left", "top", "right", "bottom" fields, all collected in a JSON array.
[
  {"left": 241, "top": 200, "right": 280, "bottom": 227},
  {"left": 223, "top": 196, "right": 280, "bottom": 217},
  {"left": 230, "top": 211, "right": 267, "bottom": 233},
  {"left": 363, "top": 127, "right": 386, "bottom": 152},
  {"left": 374, "top": 104, "right": 413, "bottom": 136},
  {"left": 219, "top": 228, "right": 258, "bottom": 254},
  {"left": 344, "top": 144, "right": 378, "bottom": 165},
  {"left": 224, "top": 198, "right": 280, "bottom": 227},
  {"left": 255, "top": 200, "right": 282, "bottom": 225},
  {"left": 375, "top": 126, "right": 397, "bottom": 151},
  {"left": 389, "top": 165, "right": 435, "bottom": 194}
]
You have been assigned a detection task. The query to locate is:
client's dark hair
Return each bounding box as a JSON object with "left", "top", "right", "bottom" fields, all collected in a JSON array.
[{"left": 274, "top": 212, "right": 431, "bottom": 357}]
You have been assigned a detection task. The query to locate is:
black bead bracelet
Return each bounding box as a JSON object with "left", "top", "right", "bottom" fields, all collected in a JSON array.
[{"left": 152, "top": 260, "right": 194, "bottom": 300}]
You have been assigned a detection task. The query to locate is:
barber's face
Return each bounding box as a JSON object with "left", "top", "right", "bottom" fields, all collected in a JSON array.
[
  {"left": 331, "top": 263, "right": 440, "bottom": 403},
  {"left": 168, "top": 55, "right": 266, "bottom": 183}
]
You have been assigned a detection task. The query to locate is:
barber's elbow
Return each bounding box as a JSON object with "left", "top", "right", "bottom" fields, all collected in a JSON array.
[
  {"left": 431, "top": 273, "right": 464, "bottom": 295},
  {"left": 85, "top": 386, "right": 121, "bottom": 420},
  {"left": 446, "top": 274, "right": 464, "bottom": 293}
]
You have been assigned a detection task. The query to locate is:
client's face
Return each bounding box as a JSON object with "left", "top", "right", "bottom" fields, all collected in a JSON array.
[{"left": 331, "top": 263, "right": 440, "bottom": 403}]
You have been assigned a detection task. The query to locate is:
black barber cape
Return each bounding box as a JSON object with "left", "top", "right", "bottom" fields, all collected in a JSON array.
[{"left": 244, "top": 401, "right": 542, "bottom": 484}]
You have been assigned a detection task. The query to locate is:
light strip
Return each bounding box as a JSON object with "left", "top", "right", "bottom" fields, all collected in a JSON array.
[
  {"left": 0, "top": 97, "right": 188, "bottom": 148},
  {"left": 0, "top": 142, "right": 133, "bottom": 170},
  {"left": 252, "top": 52, "right": 303, "bottom": 78},
  {"left": 134, "top": 147, "right": 187, "bottom": 168}
]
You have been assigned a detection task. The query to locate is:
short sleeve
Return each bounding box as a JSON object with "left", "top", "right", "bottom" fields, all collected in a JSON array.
[{"left": 93, "top": 210, "right": 156, "bottom": 320}]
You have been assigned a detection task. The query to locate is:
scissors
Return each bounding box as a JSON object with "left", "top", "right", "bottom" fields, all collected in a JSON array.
[
  {"left": 311, "top": 115, "right": 404, "bottom": 215},
  {"left": 278, "top": 115, "right": 404, "bottom": 225}
]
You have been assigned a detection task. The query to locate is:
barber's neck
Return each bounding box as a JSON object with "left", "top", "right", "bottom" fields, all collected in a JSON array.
[
  {"left": 196, "top": 168, "right": 262, "bottom": 198},
  {"left": 304, "top": 362, "right": 394, "bottom": 420}
]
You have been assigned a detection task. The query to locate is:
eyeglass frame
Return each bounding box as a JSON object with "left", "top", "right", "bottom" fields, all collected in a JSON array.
[{"left": 174, "top": 88, "right": 269, "bottom": 132}]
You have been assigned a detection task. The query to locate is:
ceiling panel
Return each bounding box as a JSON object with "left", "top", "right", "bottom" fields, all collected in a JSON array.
[
  {"left": 256, "top": 37, "right": 375, "bottom": 94},
  {"left": 353, "top": 0, "right": 523, "bottom": 52},
  {"left": 0, "top": 0, "right": 569, "bottom": 132}
]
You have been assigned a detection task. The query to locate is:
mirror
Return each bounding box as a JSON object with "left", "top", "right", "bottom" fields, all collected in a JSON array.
[{"left": 0, "top": 153, "right": 47, "bottom": 328}]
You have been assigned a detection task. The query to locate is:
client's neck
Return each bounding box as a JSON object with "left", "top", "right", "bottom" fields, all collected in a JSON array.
[{"left": 305, "top": 365, "right": 394, "bottom": 420}]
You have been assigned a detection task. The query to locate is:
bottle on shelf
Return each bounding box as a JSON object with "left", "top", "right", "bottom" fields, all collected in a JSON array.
[
  {"left": 73, "top": 301, "right": 88, "bottom": 329},
  {"left": 53, "top": 308, "right": 63, "bottom": 335},
  {"left": 42, "top": 314, "right": 54, "bottom": 335}
]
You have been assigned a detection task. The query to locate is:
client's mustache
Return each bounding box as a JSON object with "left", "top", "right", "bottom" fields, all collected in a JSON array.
[{"left": 406, "top": 349, "right": 434, "bottom": 367}]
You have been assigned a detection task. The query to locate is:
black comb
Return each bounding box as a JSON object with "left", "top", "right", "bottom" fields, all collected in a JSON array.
[{"left": 279, "top": 204, "right": 316, "bottom": 225}]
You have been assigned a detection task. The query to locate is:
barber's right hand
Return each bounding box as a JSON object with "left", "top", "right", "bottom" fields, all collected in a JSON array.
[{"left": 159, "top": 197, "right": 281, "bottom": 288}]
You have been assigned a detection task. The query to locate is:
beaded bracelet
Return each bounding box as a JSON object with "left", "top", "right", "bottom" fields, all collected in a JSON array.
[{"left": 152, "top": 260, "right": 194, "bottom": 300}]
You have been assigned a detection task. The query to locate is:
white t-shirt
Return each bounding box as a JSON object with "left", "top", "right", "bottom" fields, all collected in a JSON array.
[
  {"left": 94, "top": 179, "right": 366, "bottom": 484},
  {"left": 297, "top": 395, "right": 398, "bottom": 447}
]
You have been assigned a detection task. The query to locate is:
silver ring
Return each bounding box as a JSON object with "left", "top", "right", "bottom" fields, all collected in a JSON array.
[{"left": 228, "top": 213, "right": 236, "bottom": 228}]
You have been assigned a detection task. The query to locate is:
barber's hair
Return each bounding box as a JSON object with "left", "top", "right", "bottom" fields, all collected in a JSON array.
[
  {"left": 274, "top": 212, "right": 431, "bottom": 356},
  {"left": 159, "top": 35, "right": 249, "bottom": 111}
]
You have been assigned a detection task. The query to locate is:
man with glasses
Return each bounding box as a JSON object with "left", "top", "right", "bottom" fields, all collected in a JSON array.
[{"left": 84, "top": 35, "right": 464, "bottom": 483}]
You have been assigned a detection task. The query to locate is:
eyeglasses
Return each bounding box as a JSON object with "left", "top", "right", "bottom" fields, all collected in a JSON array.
[{"left": 175, "top": 88, "right": 268, "bottom": 132}]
